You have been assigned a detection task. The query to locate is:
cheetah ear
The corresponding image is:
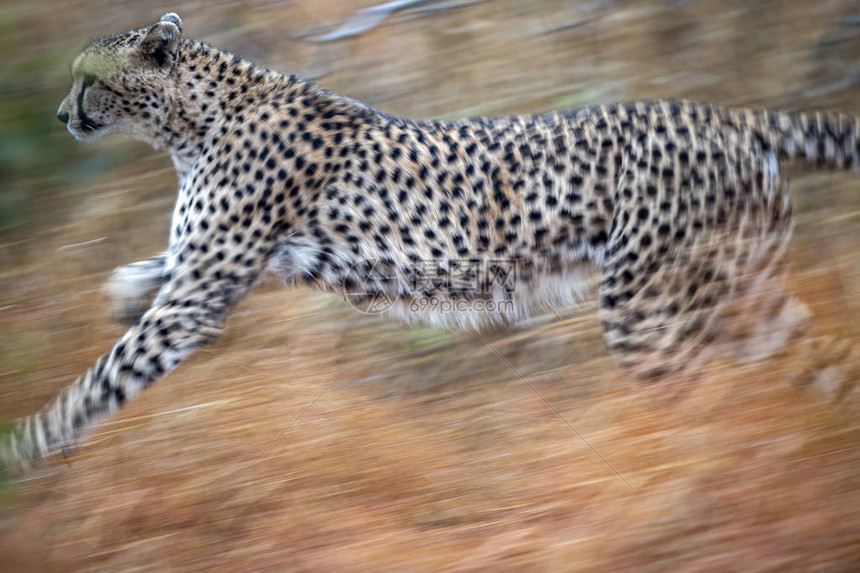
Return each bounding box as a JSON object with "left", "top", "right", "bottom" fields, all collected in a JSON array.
[
  {"left": 159, "top": 13, "right": 183, "bottom": 33},
  {"left": 141, "top": 15, "right": 182, "bottom": 68}
]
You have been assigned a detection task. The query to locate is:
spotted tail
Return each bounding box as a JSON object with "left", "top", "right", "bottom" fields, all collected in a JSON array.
[{"left": 753, "top": 108, "right": 860, "bottom": 171}]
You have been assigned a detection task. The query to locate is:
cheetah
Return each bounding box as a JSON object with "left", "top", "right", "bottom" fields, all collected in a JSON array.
[{"left": 1, "top": 13, "right": 858, "bottom": 473}]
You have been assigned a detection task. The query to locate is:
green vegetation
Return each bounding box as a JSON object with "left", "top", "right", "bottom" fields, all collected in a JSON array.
[{"left": 0, "top": 5, "right": 131, "bottom": 237}]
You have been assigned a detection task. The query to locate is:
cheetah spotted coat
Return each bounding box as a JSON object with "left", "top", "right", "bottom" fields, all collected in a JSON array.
[{"left": 2, "top": 13, "right": 858, "bottom": 472}]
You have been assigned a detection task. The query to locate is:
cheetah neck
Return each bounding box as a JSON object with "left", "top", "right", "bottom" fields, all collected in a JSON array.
[{"left": 158, "top": 39, "right": 313, "bottom": 180}]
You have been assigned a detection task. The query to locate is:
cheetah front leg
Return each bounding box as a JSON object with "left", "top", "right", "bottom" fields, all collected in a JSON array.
[
  {"left": 1, "top": 229, "right": 277, "bottom": 472},
  {"left": 104, "top": 251, "right": 169, "bottom": 324}
]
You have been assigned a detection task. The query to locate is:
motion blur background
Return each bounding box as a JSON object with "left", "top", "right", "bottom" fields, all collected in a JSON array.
[{"left": 1, "top": 0, "right": 859, "bottom": 570}]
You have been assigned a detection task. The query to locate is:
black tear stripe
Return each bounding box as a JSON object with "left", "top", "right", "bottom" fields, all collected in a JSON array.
[{"left": 77, "top": 75, "right": 103, "bottom": 132}]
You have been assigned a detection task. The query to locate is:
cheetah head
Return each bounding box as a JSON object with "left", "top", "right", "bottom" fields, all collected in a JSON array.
[{"left": 57, "top": 13, "right": 184, "bottom": 143}]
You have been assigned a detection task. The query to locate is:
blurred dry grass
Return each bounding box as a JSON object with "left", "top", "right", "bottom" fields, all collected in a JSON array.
[{"left": 1, "top": 0, "right": 859, "bottom": 571}]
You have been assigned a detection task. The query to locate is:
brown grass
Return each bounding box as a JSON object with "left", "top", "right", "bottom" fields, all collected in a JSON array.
[{"left": 1, "top": 1, "right": 859, "bottom": 571}]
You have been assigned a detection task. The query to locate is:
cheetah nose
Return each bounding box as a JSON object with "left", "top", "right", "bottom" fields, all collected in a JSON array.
[{"left": 57, "top": 110, "right": 70, "bottom": 124}]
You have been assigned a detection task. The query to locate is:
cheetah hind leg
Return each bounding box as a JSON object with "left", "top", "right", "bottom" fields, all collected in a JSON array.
[
  {"left": 597, "top": 162, "right": 794, "bottom": 384},
  {"left": 597, "top": 225, "right": 738, "bottom": 384},
  {"left": 717, "top": 226, "right": 810, "bottom": 365},
  {"left": 598, "top": 187, "right": 832, "bottom": 397},
  {"left": 715, "top": 231, "right": 857, "bottom": 402}
]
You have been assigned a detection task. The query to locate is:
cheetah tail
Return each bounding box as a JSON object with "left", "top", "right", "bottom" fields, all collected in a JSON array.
[{"left": 759, "top": 109, "right": 860, "bottom": 171}]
